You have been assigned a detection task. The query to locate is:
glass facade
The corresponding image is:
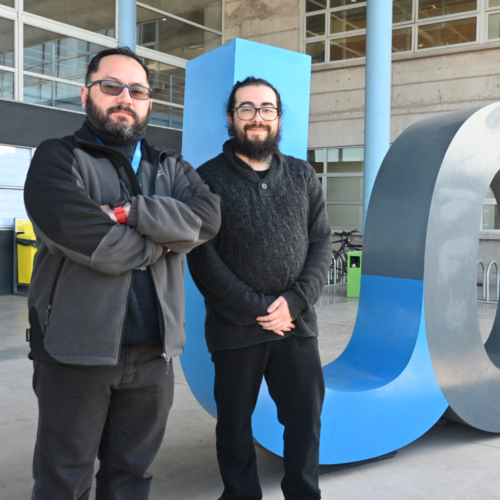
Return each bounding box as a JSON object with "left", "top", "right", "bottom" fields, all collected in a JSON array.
[
  {"left": 0, "top": 17, "right": 14, "bottom": 67},
  {"left": 142, "top": 58, "right": 185, "bottom": 106},
  {"left": 305, "top": 40, "right": 325, "bottom": 64},
  {"left": 0, "top": 0, "right": 224, "bottom": 131},
  {"left": 306, "top": 14, "right": 326, "bottom": 38},
  {"left": 393, "top": 0, "right": 413, "bottom": 23},
  {"left": 24, "top": 76, "right": 82, "bottom": 112},
  {"left": 489, "top": 12, "right": 500, "bottom": 39},
  {"left": 306, "top": 0, "right": 327, "bottom": 13},
  {"left": 330, "top": 34, "right": 366, "bottom": 61},
  {"left": 304, "top": 0, "right": 494, "bottom": 64},
  {"left": 418, "top": 17, "right": 476, "bottom": 48},
  {"left": 0, "top": 145, "right": 32, "bottom": 226},
  {"left": 0, "top": 70, "right": 13, "bottom": 97},
  {"left": 150, "top": 102, "right": 183, "bottom": 129},
  {"left": 24, "top": 26, "right": 106, "bottom": 84},
  {"left": 309, "top": 147, "right": 364, "bottom": 228},
  {"left": 330, "top": 6, "right": 366, "bottom": 34},
  {"left": 483, "top": 188, "right": 500, "bottom": 231},
  {"left": 418, "top": 0, "right": 477, "bottom": 19},
  {"left": 24, "top": 0, "right": 116, "bottom": 36},
  {"left": 138, "top": 0, "right": 222, "bottom": 31},
  {"left": 137, "top": 6, "right": 221, "bottom": 61},
  {"left": 482, "top": 204, "right": 500, "bottom": 230}
]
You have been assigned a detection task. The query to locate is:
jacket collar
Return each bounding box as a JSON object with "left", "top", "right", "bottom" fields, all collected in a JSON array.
[{"left": 73, "top": 122, "right": 144, "bottom": 196}]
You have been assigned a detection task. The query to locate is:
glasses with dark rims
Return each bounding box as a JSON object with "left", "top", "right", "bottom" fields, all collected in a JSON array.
[
  {"left": 233, "top": 106, "right": 279, "bottom": 121},
  {"left": 87, "top": 80, "right": 153, "bottom": 100}
]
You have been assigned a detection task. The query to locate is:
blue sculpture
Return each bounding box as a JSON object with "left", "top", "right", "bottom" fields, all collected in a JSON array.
[{"left": 181, "top": 38, "right": 500, "bottom": 464}]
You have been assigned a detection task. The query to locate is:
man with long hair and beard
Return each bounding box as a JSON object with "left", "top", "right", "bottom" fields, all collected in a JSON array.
[
  {"left": 188, "top": 77, "right": 332, "bottom": 500},
  {"left": 24, "top": 47, "right": 220, "bottom": 499}
]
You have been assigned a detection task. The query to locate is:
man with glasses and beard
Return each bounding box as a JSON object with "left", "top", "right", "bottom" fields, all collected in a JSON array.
[
  {"left": 187, "top": 77, "right": 332, "bottom": 500},
  {"left": 24, "top": 47, "right": 220, "bottom": 499}
]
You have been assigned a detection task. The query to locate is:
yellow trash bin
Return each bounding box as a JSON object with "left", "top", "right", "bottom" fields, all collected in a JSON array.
[{"left": 16, "top": 222, "right": 38, "bottom": 285}]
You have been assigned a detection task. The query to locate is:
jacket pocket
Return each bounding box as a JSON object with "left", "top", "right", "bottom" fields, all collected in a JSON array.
[{"left": 44, "top": 257, "right": 66, "bottom": 333}]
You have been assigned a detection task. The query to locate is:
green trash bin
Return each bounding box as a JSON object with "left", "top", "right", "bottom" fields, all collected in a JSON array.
[{"left": 347, "top": 252, "right": 362, "bottom": 298}]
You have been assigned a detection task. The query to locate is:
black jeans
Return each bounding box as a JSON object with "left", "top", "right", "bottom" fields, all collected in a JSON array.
[
  {"left": 31, "top": 345, "right": 174, "bottom": 500},
  {"left": 212, "top": 336, "right": 325, "bottom": 500}
]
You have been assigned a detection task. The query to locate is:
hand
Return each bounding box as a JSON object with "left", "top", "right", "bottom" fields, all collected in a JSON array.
[
  {"left": 100, "top": 202, "right": 131, "bottom": 223},
  {"left": 257, "top": 296, "right": 295, "bottom": 337}
]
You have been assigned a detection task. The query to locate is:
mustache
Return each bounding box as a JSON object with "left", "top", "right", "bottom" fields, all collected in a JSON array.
[
  {"left": 107, "top": 105, "right": 138, "bottom": 120},
  {"left": 244, "top": 123, "right": 271, "bottom": 132}
]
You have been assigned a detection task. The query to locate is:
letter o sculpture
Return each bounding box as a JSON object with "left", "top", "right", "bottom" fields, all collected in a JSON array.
[{"left": 182, "top": 102, "right": 500, "bottom": 464}]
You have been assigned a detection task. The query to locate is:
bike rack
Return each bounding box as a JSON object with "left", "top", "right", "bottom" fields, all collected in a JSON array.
[
  {"left": 478, "top": 260, "right": 499, "bottom": 303},
  {"left": 326, "top": 253, "right": 347, "bottom": 287}
]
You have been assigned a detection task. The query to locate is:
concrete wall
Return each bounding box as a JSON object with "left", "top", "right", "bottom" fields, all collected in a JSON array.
[
  {"left": 309, "top": 41, "right": 500, "bottom": 149},
  {"left": 224, "top": 0, "right": 302, "bottom": 53}
]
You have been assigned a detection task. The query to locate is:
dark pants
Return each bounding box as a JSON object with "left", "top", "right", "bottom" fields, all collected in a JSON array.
[
  {"left": 31, "top": 345, "right": 174, "bottom": 500},
  {"left": 212, "top": 336, "right": 325, "bottom": 500}
]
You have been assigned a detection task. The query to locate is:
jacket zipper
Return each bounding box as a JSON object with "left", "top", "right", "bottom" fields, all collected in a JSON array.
[
  {"left": 149, "top": 258, "right": 169, "bottom": 363},
  {"left": 150, "top": 153, "right": 169, "bottom": 363},
  {"left": 44, "top": 257, "right": 66, "bottom": 331},
  {"left": 149, "top": 151, "right": 163, "bottom": 196},
  {"left": 120, "top": 179, "right": 131, "bottom": 199}
]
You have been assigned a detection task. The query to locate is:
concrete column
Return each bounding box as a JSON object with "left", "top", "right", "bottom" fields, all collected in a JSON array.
[
  {"left": 363, "top": 0, "right": 393, "bottom": 230},
  {"left": 118, "top": 0, "right": 136, "bottom": 51}
]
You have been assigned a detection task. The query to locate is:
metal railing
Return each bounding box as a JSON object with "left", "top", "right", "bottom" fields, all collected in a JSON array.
[
  {"left": 326, "top": 253, "right": 347, "bottom": 287},
  {"left": 478, "top": 260, "right": 499, "bottom": 303}
]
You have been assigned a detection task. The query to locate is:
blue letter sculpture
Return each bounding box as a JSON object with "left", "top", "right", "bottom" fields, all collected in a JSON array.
[{"left": 181, "top": 38, "right": 500, "bottom": 465}]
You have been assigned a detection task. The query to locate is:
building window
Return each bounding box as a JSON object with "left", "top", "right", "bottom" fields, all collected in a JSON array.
[
  {"left": 482, "top": 187, "right": 500, "bottom": 231},
  {"left": 136, "top": 1, "right": 223, "bottom": 61},
  {"left": 304, "top": 0, "right": 496, "bottom": 65},
  {"left": 0, "top": 17, "right": 14, "bottom": 67},
  {"left": 0, "top": 2, "right": 187, "bottom": 130},
  {"left": 23, "top": 0, "right": 116, "bottom": 38},
  {"left": 0, "top": 16, "right": 14, "bottom": 99},
  {"left": 141, "top": 57, "right": 185, "bottom": 130},
  {"left": 308, "top": 146, "right": 364, "bottom": 228},
  {"left": 138, "top": 0, "right": 222, "bottom": 31},
  {"left": 0, "top": 144, "right": 32, "bottom": 227},
  {"left": 23, "top": 26, "right": 107, "bottom": 112}
]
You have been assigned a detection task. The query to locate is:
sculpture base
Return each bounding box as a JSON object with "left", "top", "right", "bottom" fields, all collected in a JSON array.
[{"left": 319, "top": 451, "right": 397, "bottom": 475}]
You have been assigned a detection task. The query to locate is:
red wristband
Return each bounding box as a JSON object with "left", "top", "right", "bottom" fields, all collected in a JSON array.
[{"left": 114, "top": 206, "right": 127, "bottom": 224}]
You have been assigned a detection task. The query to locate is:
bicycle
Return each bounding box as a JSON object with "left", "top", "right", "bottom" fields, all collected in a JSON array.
[{"left": 329, "top": 229, "right": 362, "bottom": 285}]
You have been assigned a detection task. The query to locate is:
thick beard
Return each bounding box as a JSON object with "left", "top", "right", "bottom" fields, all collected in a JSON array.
[
  {"left": 229, "top": 122, "right": 281, "bottom": 162},
  {"left": 85, "top": 93, "right": 150, "bottom": 145}
]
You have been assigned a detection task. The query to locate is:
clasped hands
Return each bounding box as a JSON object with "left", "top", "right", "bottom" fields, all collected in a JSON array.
[{"left": 257, "top": 296, "right": 295, "bottom": 337}]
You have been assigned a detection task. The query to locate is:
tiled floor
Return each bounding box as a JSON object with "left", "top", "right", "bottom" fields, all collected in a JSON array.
[{"left": 1, "top": 290, "right": 499, "bottom": 499}]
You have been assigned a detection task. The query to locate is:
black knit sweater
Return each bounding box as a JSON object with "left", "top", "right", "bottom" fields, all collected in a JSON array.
[{"left": 187, "top": 140, "right": 332, "bottom": 353}]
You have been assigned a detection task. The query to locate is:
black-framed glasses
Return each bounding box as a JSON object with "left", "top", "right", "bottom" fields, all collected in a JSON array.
[
  {"left": 233, "top": 106, "right": 279, "bottom": 121},
  {"left": 87, "top": 80, "right": 152, "bottom": 100}
]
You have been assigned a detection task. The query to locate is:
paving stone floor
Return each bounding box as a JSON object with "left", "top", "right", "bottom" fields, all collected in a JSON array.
[{"left": 0, "top": 290, "right": 499, "bottom": 499}]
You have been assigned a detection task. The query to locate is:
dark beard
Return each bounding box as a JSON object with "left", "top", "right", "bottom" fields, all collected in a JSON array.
[
  {"left": 229, "top": 122, "right": 281, "bottom": 161},
  {"left": 85, "top": 94, "right": 150, "bottom": 146}
]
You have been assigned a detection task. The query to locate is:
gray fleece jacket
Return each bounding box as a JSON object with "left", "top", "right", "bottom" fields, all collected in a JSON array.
[{"left": 24, "top": 122, "right": 221, "bottom": 366}]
